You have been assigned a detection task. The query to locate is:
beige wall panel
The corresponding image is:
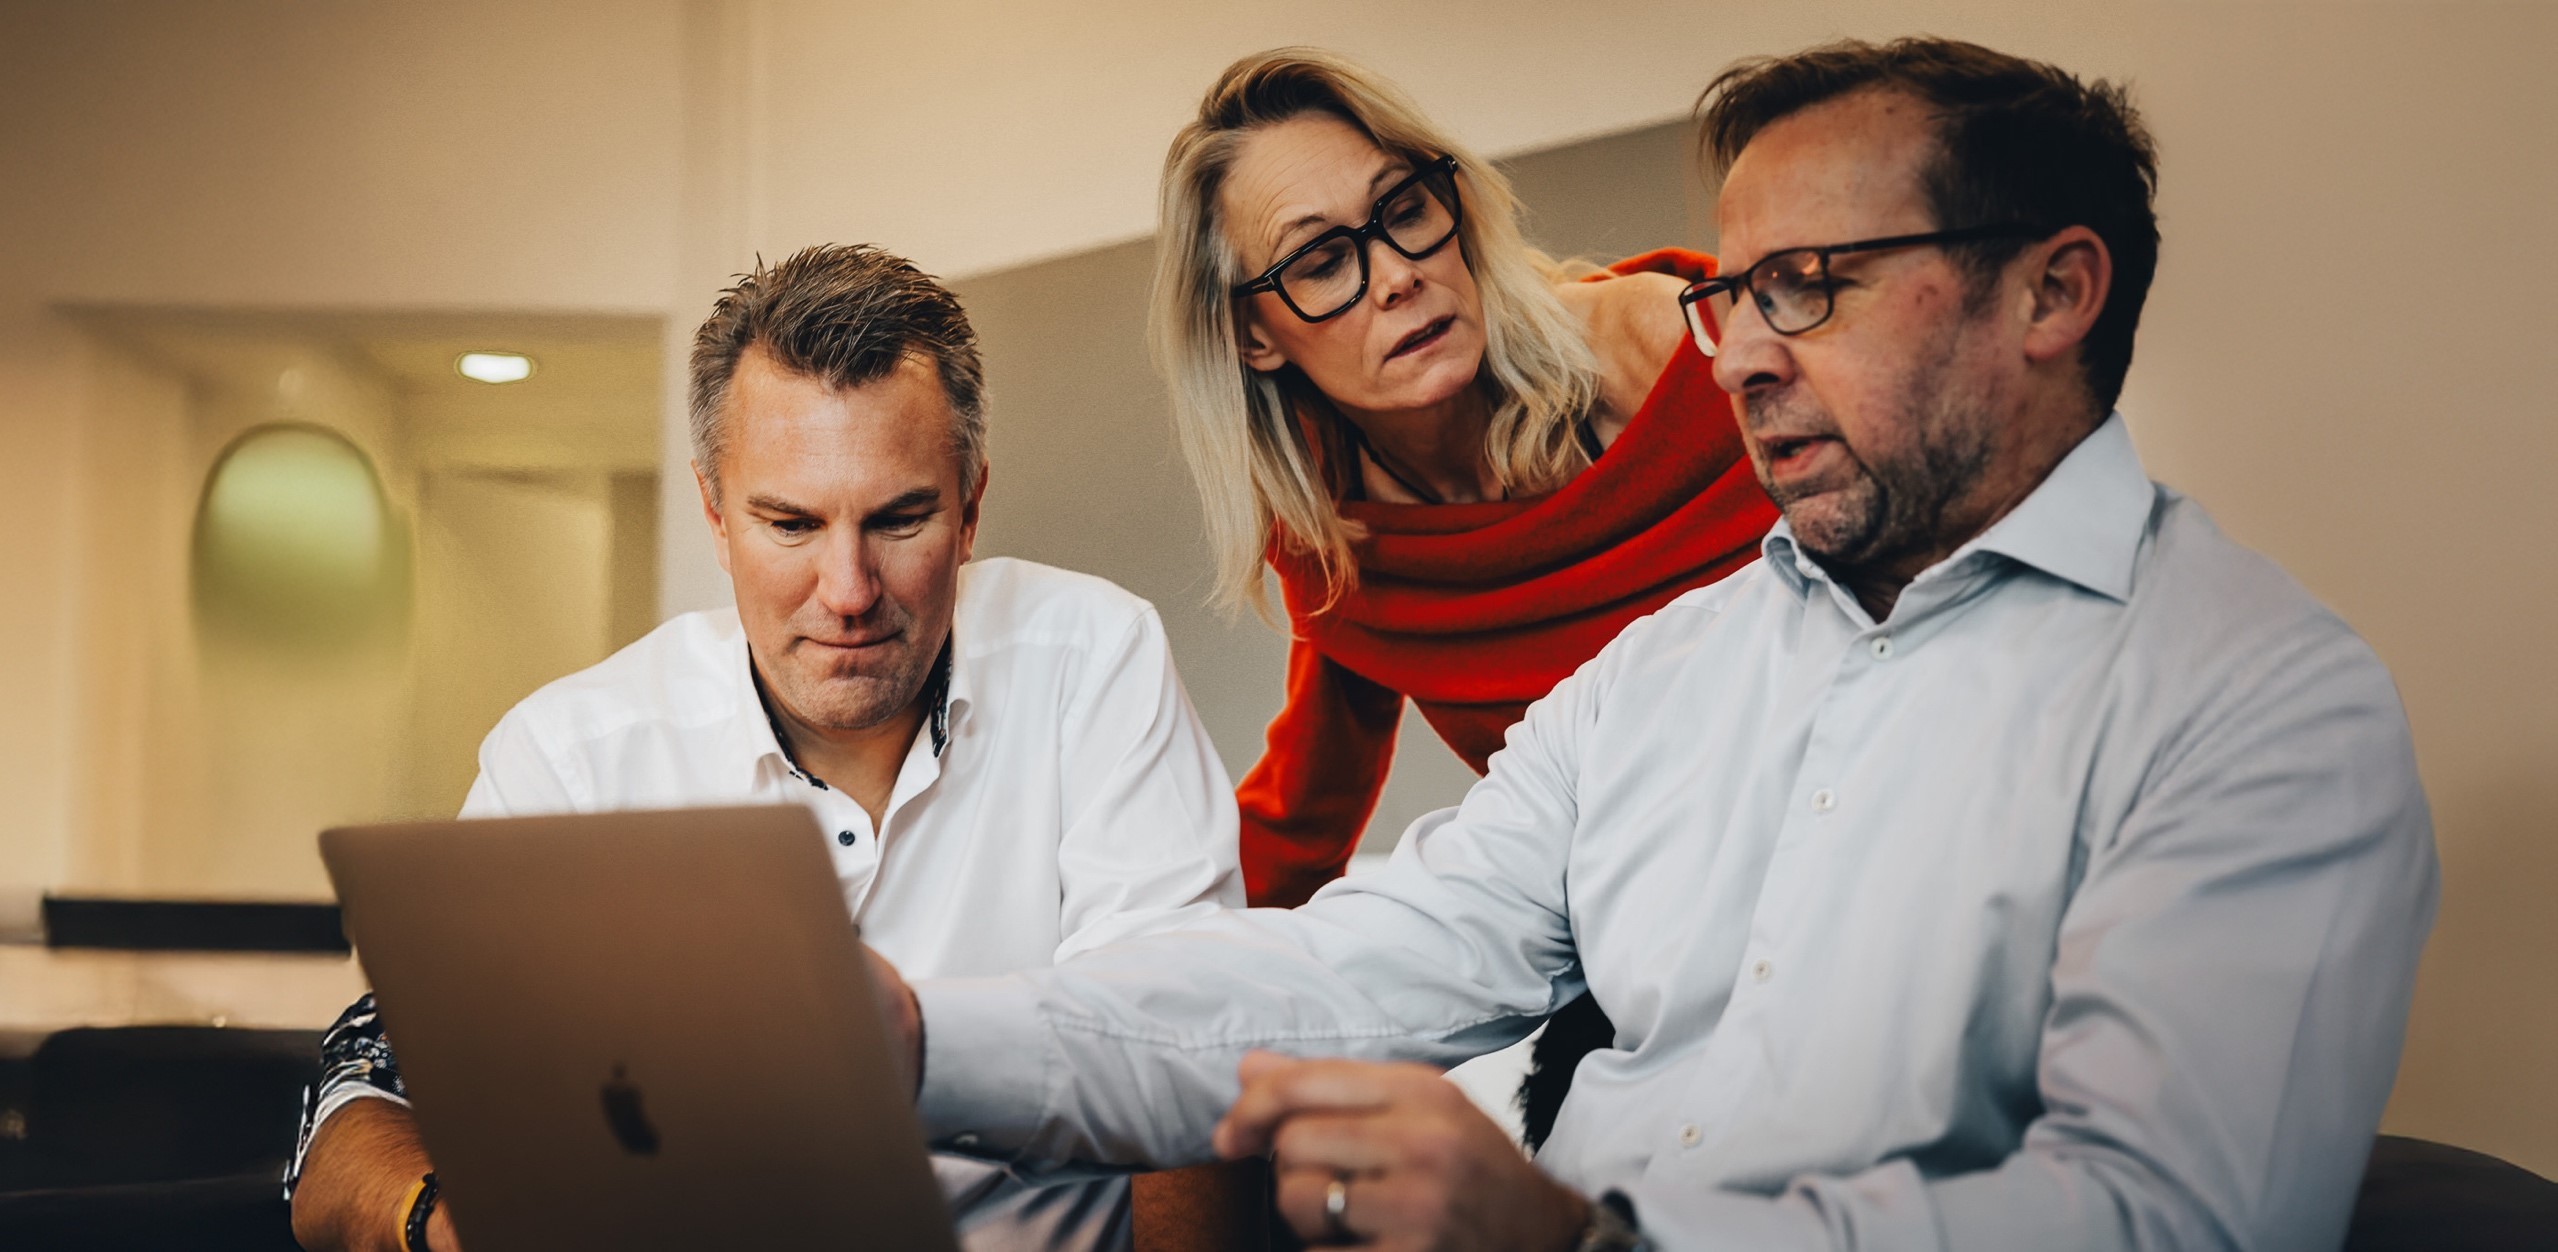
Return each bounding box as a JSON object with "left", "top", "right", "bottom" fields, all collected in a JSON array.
[
  {"left": 405, "top": 473, "right": 616, "bottom": 819},
  {"left": 0, "top": 0, "right": 685, "bottom": 311},
  {"left": 0, "top": 0, "right": 688, "bottom": 912},
  {"left": 608, "top": 471, "right": 665, "bottom": 653},
  {"left": 2109, "top": 8, "right": 2558, "bottom": 1174},
  {"left": 0, "top": 316, "right": 94, "bottom": 901},
  {"left": 58, "top": 343, "right": 194, "bottom": 895},
  {"left": 140, "top": 352, "right": 419, "bottom": 901}
]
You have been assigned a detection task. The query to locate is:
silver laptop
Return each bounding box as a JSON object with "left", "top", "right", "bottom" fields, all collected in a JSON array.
[{"left": 320, "top": 805, "right": 960, "bottom": 1252}]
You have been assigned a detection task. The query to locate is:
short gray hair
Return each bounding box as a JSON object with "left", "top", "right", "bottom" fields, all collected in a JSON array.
[{"left": 688, "top": 243, "right": 987, "bottom": 502}]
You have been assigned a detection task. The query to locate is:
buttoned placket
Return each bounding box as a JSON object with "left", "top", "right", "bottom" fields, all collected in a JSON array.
[
  {"left": 1664, "top": 552, "right": 1962, "bottom": 1163},
  {"left": 1643, "top": 447, "right": 2156, "bottom": 1190},
  {"left": 800, "top": 768, "right": 884, "bottom": 888},
  {"left": 837, "top": 708, "right": 954, "bottom": 918},
  {"left": 1657, "top": 591, "right": 1851, "bottom": 1156},
  {"left": 750, "top": 639, "right": 965, "bottom": 920}
]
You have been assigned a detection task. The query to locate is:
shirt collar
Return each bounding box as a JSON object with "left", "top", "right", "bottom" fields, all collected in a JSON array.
[
  {"left": 918, "top": 635, "right": 957, "bottom": 757},
  {"left": 1760, "top": 412, "right": 2154, "bottom": 605},
  {"left": 1960, "top": 412, "right": 2152, "bottom": 603}
]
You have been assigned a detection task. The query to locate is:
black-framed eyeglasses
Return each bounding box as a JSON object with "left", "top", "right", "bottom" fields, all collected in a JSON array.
[
  {"left": 1677, "top": 223, "right": 2054, "bottom": 353},
  {"left": 1231, "top": 154, "right": 1465, "bottom": 323}
]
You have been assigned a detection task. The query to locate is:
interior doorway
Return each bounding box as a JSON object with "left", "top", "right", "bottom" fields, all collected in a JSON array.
[{"left": 53, "top": 307, "right": 663, "bottom": 901}]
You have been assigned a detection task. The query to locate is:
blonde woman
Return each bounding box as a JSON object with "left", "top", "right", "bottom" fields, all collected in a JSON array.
[
  {"left": 1159, "top": 49, "right": 1776, "bottom": 905},
  {"left": 1153, "top": 49, "right": 1779, "bottom": 1158}
]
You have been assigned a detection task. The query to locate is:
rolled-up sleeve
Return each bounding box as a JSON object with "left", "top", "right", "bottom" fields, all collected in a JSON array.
[{"left": 280, "top": 992, "right": 409, "bottom": 1195}]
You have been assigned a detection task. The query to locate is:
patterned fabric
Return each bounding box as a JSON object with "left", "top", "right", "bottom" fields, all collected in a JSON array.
[{"left": 282, "top": 992, "right": 404, "bottom": 1194}]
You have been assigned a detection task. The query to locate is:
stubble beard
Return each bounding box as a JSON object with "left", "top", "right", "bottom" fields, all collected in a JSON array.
[
  {"left": 767, "top": 602, "right": 936, "bottom": 734},
  {"left": 1755, "top": 327, "right": 1996, "bottom": 583}
]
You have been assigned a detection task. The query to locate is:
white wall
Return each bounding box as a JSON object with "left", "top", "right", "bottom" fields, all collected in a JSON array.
[
  {"left": 0, "top": 311, "right": 95, "bottom": 903},
  {"left": 54, "top": 339, "right": 195, "bottom": 897},
  {"left": 36, "top": 328, "right": 642, "bottom": 900},
  {"left": 122, "top": 347, "right": 419, "bottom": 900},
  {"left": 407, "top": 472, "right": 619, "bottom": 819},
  {"left": 0, "top": 0, "right": 685, "bottom": 311},
  {"left": 2109, "top": 7, "right": 2558, "bottom": 1173},
  {"left": 0, "top": 0, "right": 689, "bottom": 895}
]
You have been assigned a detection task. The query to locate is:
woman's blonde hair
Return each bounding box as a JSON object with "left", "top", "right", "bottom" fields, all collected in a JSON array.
[{"left": 1152, "top": 47, "right": 1600, "bottom": 616}]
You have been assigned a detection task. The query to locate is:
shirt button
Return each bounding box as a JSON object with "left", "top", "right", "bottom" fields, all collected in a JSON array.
[
  {"left": 1752, "top": 959, "right": 1774, "bottom": 983},
  {"left": 1679, "top": 1123, "right": 1702, "bottom": 1147},
  {"left": 1870, "top": 636, "right": 1894, "bottom": 659},
  {"left": 1810, "top": 788, "right": 1836, "bottom": 814},
  {"left": 837, "top": 830, "right": 857, "bottom": 847}
]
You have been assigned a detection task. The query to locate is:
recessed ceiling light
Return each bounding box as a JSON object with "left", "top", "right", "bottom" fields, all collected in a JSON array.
[{"left": 456, "top": 351, "right": 535, "bottom": 384}]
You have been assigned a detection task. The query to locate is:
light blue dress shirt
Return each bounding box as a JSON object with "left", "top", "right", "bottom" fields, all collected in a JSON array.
[{"left": 919, "top": 415, "right": 2438, "bottom": 1251}]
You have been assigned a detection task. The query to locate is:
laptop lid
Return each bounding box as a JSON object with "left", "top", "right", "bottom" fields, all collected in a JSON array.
[{"left": 320, "top": 805, "right": 959, "bottom": 1252}]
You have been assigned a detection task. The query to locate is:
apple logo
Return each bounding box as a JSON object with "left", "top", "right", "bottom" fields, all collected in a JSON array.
[{"left": 599, "top": 1063, "right": 661, "bottom": 1156}]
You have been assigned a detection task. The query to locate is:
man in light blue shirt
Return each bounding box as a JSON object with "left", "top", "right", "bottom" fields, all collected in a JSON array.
[{"left": 875, "top": 37, "right": 2438, "bottom": 1252}]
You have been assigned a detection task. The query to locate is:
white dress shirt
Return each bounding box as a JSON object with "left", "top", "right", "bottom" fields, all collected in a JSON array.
[
  {"left": 321, "top": 556, "right": 1242, "bottom": 1251},
  {"left": 917, "top": 416, "right": 2439, "bottom": 1252}
]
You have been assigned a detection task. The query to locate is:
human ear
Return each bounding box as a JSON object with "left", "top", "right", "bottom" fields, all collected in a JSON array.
[
  {"left": 693, "top": 461, "right": 733, "bottom": 576},
  {"left": 1237, "top": 307, "right": 1292, "bottom": 373},
  {"left": 2020, "top": 226, "right": 2111, "bottom": 369},
  {"left": 956, "top": 462, "right": 987, "bottom": 565}
]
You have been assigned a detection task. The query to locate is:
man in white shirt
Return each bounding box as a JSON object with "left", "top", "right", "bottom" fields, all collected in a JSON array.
[
  {"left": 286, "top": 244, "right": 1243, "bottom": 1252},
  {"left": 870, "top": 37, "right": 2439, "bottom": 1252}
]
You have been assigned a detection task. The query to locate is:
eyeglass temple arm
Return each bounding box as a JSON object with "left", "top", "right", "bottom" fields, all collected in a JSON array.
[{"left": 1822, "top": 223, "right": 2054, "bottom": 260}]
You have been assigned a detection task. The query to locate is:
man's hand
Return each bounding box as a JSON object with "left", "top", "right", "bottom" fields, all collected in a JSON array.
[
  {"left": 288, "top": 1098, "right": 462, "bottom": 1252},
  {"left": 863, "top": 941, "right": 923, "bottom": 1094},
  {"left": 1212, "top": 1052, "right": 1590, "bottom": 1251}
]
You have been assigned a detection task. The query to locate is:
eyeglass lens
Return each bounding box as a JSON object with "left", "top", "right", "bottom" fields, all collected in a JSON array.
[
  {"left": 1277, "top": 173, "right": 1459, "bottom": 318},
  {"left": 1681, "top": 293, "right": 1719, "bottom": 358},
  {"left": 1705, "top": 249, "right": 1833, "bottom": 336}
]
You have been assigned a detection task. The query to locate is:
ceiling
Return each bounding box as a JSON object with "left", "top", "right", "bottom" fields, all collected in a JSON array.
[{"left": 63, "top": 306, "right": 665, "bottom": 475}]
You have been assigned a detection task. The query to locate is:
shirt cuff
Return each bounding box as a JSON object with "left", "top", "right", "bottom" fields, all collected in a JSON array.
[
  {"left": 914, "top": 974, "right": 1050, "bottom": 1149},
  {"left": 313, "top": 1082, "right": 410, "bottom": 1126}
]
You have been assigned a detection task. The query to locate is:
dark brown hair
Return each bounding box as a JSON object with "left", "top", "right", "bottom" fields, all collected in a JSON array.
[
  {"left": 1698, "top": 37, "right": 2160, "bottom": 410},
  {"left": 688, "top": 243, "right": 986, "bottom": 502}
]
